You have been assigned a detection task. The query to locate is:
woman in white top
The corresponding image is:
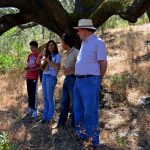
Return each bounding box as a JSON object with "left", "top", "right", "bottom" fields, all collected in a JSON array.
[{"left": 41, "top": 40, "right": 61, "bottom": 123}]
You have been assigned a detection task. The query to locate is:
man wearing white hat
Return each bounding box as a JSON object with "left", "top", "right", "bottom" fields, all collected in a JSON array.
[{"left": 73, "top": 19, "right": 107, "bottom": 149}]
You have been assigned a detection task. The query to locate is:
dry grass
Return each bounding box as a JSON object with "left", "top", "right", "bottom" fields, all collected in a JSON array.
[
  {"left": 103, "top": 23, "right": 150, "bottom": 105},
  {"left": 0, "top": 24, "right": 150, "bottom": 150}
]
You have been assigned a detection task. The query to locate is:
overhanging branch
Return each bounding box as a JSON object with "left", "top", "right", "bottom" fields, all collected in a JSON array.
[
  {"left": 0, "top": 0, "right": 23, "bottom": 9},
  {"left": 17, "top": 22, "right": 38, "bottom": 30},
  {"left": 0, "top": 13, "right": 28, "bottom": 35},
  {"left": 91, "top": 0, "right": 150, "bottom": 28},
  {"left": 119, "top": 0, "right": 150, "bottom": 23},
  {"left": 91, "top": 0, "right": 126, "bottom": 27}
]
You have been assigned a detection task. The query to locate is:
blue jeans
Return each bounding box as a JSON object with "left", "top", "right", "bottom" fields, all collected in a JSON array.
[
  {"left": 42, "top": 74, "right": 57, "bottom": 121},
  {"left": 74, "top": 76, "right": 100, "bottom": 146},
  {"left": 58, "top": 75, "right": 76, "bottom": 127}
]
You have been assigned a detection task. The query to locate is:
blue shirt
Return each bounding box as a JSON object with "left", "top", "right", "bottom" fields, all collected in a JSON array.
[
  {"left": 43, "top": 54, "right": 61, "bottom": 76},
  {"left": 75, "top": 34, "right": 107, "bottom": 75}
]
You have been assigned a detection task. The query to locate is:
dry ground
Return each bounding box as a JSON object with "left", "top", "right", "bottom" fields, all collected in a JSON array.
[{"left": 0, "top": 24, "right": 150, "bottom": 150}]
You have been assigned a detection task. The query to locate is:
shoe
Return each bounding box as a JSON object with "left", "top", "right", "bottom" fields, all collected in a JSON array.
[
  {"left": 31, "top": 110, "right": 38, "bottom": 118},
  {"left": 26, "top": 107, "right": 33, "bottom": 116}
]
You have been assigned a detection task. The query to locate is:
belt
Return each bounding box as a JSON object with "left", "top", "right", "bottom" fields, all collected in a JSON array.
[
  {"left": 66, "top": 74, "right": 75, "bottom": 77},
  {"left": 76, "top": 75, "right": 94, "bottom": 79}
]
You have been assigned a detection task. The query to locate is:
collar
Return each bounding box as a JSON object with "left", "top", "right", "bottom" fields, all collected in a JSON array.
[
  {"left": 84, "top": 34, "right": 95, "bottom": 42},
  {"left": 51, "top": 53, "right": 57, "bottom": 57}
]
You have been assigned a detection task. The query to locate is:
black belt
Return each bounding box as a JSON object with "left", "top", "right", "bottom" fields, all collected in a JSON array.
[
  {"left": 76, "top": 75, "right": 94, "bottom": 79},
  {"left": 66, "top": 74, "right": 75, "bottom": 77}
]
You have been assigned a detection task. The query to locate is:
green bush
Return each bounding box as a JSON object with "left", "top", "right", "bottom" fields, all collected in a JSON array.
[
  {"left": 0, "top": 131, "right": 17, "bottom": 150},
  {"left": 111, "top": 74, "right": 125, "bottom": 88}
]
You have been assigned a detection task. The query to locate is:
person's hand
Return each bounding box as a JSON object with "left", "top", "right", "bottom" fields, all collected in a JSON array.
[
  {"left": 64, "top": 67, "right": 70, "bottom": 75},
  {"left": 22, "top": 71, "right": 26, "bottom": 79},
  {"left": 45, "top": 57, "right": 50, "bottom": 63},
  {"left": 64, "top": 67, "right": 74, "bottom": 75}
]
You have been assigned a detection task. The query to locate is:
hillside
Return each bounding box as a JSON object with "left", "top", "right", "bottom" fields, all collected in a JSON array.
[{"left": 0, "top": 24, "right": 150, "bottom": 150}]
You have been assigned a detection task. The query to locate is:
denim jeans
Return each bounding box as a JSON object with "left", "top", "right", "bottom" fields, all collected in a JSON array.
[
  {"left": 58, "top": 75, "right": 76, "bottom": 127},
  {"left": 74, "top": 76, "right": 100, "bottom": 146},
  {"left": 42, "top": 74, "right": 57, "bottom": 121}
]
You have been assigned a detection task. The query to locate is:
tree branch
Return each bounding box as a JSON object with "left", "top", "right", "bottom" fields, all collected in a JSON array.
[
  {"left": 0, "top": 13, "right": 28, "bottom": 35},
  {"left": 74, "top": 0, "right": 103, "bottom": 16},
  {"left": 119, "top": 0, "right": 150, "bottom": 23},
  {"left": 17, "top": 22, "right": 38, "bottom": 30},
  {"left": 42, "top": 0, "right": 70, "bottom": 35},
  {"left": 0, "top": 0, "right": 21, "bottom": 8},
  {"left": 91, "top": 0, "right": 127, "bottom": 27},
  {"left": 91, "top": 0, "right": 150, "bottom": 28},
  {"left": 0, "top": 0, "right": 71, "bottom": 36},
  {"left": 74, "top": 0, "right": 84, "bottom": 14}
]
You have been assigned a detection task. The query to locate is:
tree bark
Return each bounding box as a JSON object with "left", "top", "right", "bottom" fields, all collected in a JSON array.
[
  {"left": 119, "top": 0, "right": 150, "bottom": 23},
  {"left": 18, "top": 22, "right": 38, "bottom": 30},
  {"left": 1, "top": 0, "right": 150, "bottom": 47}
]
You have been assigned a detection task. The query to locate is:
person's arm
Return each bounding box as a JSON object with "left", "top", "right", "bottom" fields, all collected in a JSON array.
[
  {"left": 36, "top": 53, "right": 43, "bottom": 65},
  {"left": 24, "top": 55, "right": 30, "bottom": 71},
  {"left": 64, "top": 66, "right": 75, "bottom": 75},
  {"left": 25, "top": 66, "right": 40, "bottom": 72},
  {"left": 97, "top": 39, "right": 107, "bottom": 78},
  {"left": 48, "top": 61, "right": 60, "bottom": 70},
  {"left": 99, "top": 60, "right": 107, "bottom": 78}
]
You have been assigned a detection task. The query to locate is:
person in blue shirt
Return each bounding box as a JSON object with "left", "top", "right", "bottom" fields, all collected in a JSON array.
[{"left": 40, "top": 40, "right": 61, "bottom": 123}]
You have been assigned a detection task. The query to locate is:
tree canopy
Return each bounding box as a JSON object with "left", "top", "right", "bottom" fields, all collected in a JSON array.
[{"left": 0, "top": 0, "right": 150, "bottom": 43}]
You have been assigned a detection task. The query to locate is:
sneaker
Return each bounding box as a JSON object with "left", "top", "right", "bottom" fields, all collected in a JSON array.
[
  {"left": 26, "top": 107, "right": 33, "bottom": 116},
  {"left": 31, "top": 110, "right": 38, "bottom": 118}
]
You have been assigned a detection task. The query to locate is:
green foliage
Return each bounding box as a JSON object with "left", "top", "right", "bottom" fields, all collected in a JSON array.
[
  {"left": 59, "top": 0, "right": 75, "bottom": 13},
  {"left": 0, "top": 8, "right": 19, "bottom": 15},
  {"left": 0, "top": 131, "right": 17, "bottom": 150},
  {"left": 0, "top": 24, "right": 60, "bottom": 73},
  {"left": 135, "top": 13, "right": 149, "bottom": 25},
  {"left": 111, "top": 74, "right": 125, "bottom": 88},
  {"left": 0, "top": 132, "right": 9, "bottom": 150},
  {"left": 99, "top": 13, "right": 149, "bottom": 32},
  {"left": 116, "top": 135, "right": 126, "bottom": 146},
  {"left": 0, "top": 54, "right": 14, "bottom": 73}
]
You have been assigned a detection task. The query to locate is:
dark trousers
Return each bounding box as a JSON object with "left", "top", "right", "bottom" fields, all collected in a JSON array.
[
  {"left": 58, "top": 75, "right": 76, "bottom": 127},
  {"left": 26, "top": 79, "right": 38, "bottom": 110}
]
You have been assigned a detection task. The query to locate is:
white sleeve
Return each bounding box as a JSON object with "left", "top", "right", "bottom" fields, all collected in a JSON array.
[{"left": 97, "top": 40, "right": 107, "bottom": 61}]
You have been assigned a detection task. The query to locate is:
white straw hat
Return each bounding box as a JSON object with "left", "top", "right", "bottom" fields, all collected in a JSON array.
[{"left": 74, "top": 19, "right": 96, "bottom": 30}]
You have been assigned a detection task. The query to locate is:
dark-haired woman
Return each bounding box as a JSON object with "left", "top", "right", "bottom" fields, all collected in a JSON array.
[{"left": 41, "top": 40, "right": 61, "bottom": 123}]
